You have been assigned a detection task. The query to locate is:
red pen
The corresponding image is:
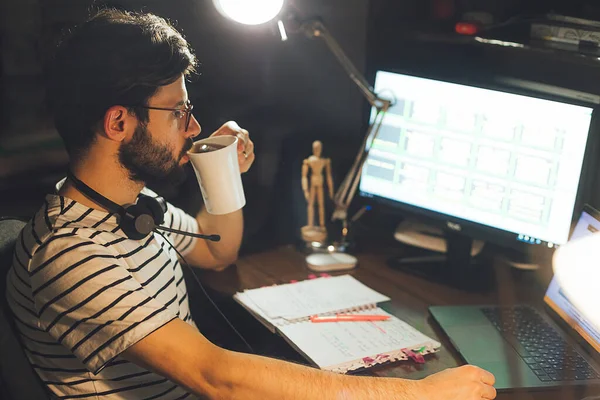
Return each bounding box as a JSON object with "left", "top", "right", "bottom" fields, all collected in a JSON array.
[{"left": 310, "top": 314, "right": 391, "bottom": 323}]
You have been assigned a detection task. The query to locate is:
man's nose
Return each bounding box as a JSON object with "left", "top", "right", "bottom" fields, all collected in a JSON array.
[{"left": 187, "top": 115, "right": 201, "bottom": 139}]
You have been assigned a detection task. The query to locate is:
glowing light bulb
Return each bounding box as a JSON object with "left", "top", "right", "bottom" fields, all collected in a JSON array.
[{"left": 213, "top": 0, "right": 284, "bottom": 25}]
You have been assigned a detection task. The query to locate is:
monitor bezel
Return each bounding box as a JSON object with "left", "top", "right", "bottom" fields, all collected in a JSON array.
[{"left": 358, "top": 68, "right": 600, "bottom": 252}]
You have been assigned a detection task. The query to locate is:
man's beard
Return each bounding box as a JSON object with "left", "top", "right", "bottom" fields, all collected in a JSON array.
[{"left": 118, "top": 123, "right": 194, "bottom": 188}]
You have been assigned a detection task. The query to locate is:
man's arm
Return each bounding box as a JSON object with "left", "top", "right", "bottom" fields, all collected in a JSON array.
[
  {"left": 123, "top": 319, "right": 496, "bottom": 400},
  {"left": 183, "top": 208, "right": 243, "bottom": 270}
]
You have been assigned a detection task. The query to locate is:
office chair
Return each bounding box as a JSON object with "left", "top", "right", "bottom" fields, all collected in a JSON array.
[{"left": 0, "top": 217, "right": 49, "bottom": 399}]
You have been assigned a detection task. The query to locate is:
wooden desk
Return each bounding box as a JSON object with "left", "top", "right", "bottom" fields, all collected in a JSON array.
[{"left": 195, "top": 244, "right": 600, "bottom": 400}]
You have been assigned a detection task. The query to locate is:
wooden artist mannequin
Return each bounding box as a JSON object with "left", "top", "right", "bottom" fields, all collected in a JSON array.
[{"left": 301, "top": 140, "right": 334, "bottom": 242}]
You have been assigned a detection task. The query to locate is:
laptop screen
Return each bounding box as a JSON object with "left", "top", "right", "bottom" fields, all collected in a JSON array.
[{"left": 544, "top": 207, "right": 600, "bottom": 352}]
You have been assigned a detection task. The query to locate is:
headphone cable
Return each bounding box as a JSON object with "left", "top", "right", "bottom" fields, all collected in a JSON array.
[{"left": 154, "top": 229, "right": 255, "bottom": 354}]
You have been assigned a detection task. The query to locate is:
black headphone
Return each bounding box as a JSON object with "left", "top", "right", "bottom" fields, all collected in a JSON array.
[{"left": 66, "top": 170, "right": 220, "bottom": 242}]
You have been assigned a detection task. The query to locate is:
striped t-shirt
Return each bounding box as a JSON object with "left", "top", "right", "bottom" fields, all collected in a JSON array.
[{"left": 6, "top": 187, "right": 201, "bottom": 399}]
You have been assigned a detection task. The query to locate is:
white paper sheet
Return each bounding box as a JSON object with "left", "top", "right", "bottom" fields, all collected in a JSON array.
[{"left": 241, "top": 275, "right": 390, "bottom": 320}]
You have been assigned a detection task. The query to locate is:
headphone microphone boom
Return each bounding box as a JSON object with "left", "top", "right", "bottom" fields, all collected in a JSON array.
[
  {"left": 154, "top": 225, "right": 221, "bottom": 242},
  {"left": 66, "top": 171, "right": 221, "bottom": 242}
]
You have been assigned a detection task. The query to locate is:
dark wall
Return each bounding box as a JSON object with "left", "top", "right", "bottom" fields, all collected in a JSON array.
[
  {"left": 0, "top": 0, "right": 370, "bottom": 249},
  {"left": 3, "top": 0, "right": 600, "bottom": 251}
]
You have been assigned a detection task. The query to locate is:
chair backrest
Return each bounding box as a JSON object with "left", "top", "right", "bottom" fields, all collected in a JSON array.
[{"left": 0, "top": 217, "right": 49, "bottom": 399}]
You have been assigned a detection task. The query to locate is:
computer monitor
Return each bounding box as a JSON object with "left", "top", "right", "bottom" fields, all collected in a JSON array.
[{"left": 358, "top": 70, "right": 599, "bottom": 289}]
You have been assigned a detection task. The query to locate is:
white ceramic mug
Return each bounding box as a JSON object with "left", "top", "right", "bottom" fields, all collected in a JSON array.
[{"left": 188, "top": 136, "right": 246, "bottom": 215}]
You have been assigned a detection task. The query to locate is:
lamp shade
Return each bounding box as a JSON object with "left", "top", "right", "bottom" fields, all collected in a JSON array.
[
  {"left": 552, "top": 233, "right": 600, "bottom": 331},
  {"left": 213, "top": 0, "right": 284, "bottom": 25}
]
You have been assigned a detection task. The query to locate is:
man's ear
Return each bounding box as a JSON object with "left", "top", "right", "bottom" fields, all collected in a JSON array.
[{"left": 103, "top": 106, "right": 135, "bottom": 142}]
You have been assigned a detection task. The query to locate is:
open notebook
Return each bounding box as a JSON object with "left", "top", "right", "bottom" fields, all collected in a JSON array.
[{"left": 234, "top": 275, "right": 441, "bottom": 373}]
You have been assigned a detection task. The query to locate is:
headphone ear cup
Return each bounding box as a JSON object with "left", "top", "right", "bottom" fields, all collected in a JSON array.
[
  {"left": 137, "top": 195, "right": 165, "bottom": 225},
  {"left": 121, "top": 203, "right": 156, "bottom": 240},
  {"left": 119, "top": 204, "right": 145, "bottom": 240}
]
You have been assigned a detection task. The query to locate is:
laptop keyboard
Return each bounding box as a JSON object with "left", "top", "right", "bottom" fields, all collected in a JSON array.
[{"left": 481, "top": 306, "right": 600, "bottom": 382}]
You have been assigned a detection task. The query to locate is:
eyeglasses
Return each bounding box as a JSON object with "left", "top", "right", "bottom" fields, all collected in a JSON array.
[{"left": 135, "top": 101, "right": 194, "bottom": 132}]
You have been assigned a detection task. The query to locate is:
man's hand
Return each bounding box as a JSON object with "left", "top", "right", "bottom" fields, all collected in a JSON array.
[
  {"left": 210, "top": 120, "right": 255, "bottom": 173},
  {"left": 417, "top": 365, "right": 497, "bottom": 400}
]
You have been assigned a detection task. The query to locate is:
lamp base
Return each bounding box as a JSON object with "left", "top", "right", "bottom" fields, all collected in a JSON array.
[{"left": 307, "top": 239, "right": 351, "bottom": 253}]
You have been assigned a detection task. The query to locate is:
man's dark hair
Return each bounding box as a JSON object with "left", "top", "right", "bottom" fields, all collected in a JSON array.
[{"left": 46, "top": 8, "right": 197, "bottom": 160}]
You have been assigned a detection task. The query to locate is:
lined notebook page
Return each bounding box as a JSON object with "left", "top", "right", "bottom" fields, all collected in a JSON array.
[
  {"left": 279, "top": 308, "right": 441, "bottom": 372},
  {"left": 242, "top": 275, "right": 390, "bottom": 320}
]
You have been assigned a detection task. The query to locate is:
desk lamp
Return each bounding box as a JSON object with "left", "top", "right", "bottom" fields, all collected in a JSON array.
[
  {"left": 553, "top": 234, "right": 600, "bottom": 332},
  {"left": 213, "top": 0, "right": 393, "bottom": 253}
]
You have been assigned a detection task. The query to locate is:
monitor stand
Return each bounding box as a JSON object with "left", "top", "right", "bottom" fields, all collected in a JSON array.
[{"left": 388, "top": 220, "right": 492, "bottom": 292}]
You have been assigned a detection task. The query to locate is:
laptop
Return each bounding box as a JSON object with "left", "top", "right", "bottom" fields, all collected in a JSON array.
[{"left": 430, "top": 205, "right": 600, "bottom": 390}]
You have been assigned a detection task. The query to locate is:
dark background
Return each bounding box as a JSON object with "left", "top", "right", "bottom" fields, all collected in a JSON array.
[{"left": 3, "top": 0, "right": 600, "bottom": 254}]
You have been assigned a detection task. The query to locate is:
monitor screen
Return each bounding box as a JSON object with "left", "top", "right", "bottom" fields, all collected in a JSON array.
[
  {"left": 359, "top": 70, "right": 595, "bottom": 247},
  {"left": 544, "top": 206, "right": 600, "bottom": 352}
]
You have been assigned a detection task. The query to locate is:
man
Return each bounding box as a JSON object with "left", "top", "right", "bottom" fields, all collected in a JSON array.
[{"left": 6, "top": 9, "right": 496, "bottom": 399}]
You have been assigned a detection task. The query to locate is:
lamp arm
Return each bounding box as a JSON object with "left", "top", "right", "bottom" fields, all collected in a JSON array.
[
  {"left": 331, "top": 109, "right": 388, "bottom": 222},
  {"left": 299, "top": 19, "right": 392, "bottom": 222},
  {"left": 300, "top": 19, "right": 389, "bottom": 110}
]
